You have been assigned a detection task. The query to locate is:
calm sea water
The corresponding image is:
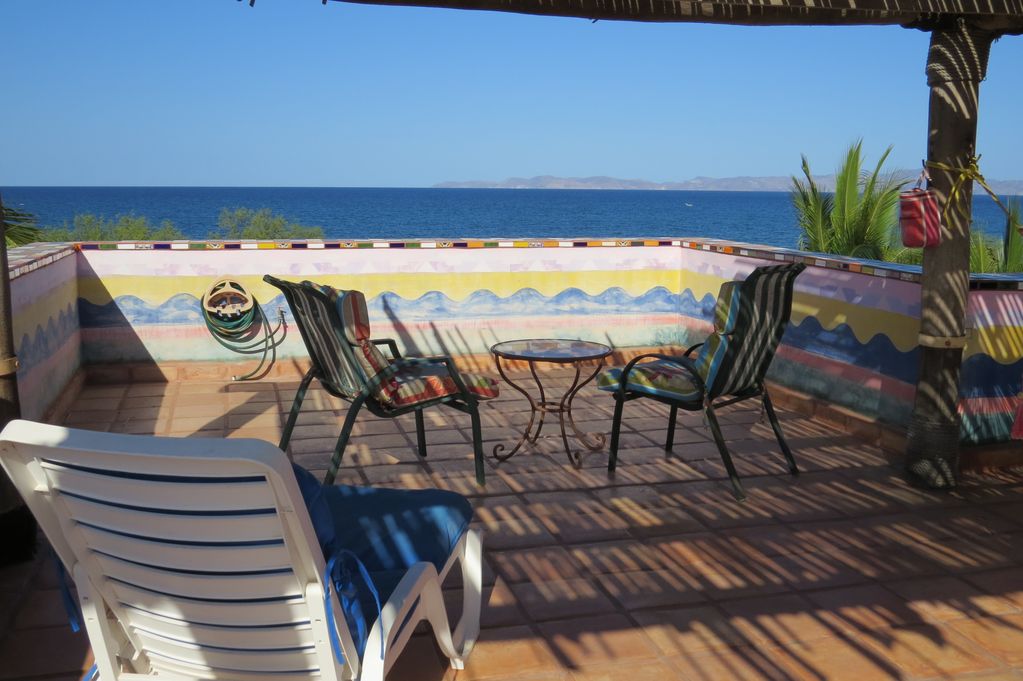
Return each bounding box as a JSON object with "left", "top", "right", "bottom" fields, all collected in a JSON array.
[{"left": 0, "top": 186, "right": 1015, "bottom": 248}]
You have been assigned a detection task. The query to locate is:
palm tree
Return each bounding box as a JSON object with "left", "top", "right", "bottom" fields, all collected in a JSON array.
[
  {"left": 792, "top": 141, "right": 906, "bottom": 261},
  {"left": 999, "top": 199, "right": 1023, "bottom": 273},
  {"left": 0, "top": 204, "right": 43, "bottom": 247}
]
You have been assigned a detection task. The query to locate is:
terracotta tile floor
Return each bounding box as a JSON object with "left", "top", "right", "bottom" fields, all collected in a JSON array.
[{"left": 4, "top": 368, "right": 1023, "bottom": 681}]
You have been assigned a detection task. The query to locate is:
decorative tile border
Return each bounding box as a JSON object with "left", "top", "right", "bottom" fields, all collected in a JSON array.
[
  {"left": 9, "top": 238, "right": 1023, "bottom": 290},
  {"left": 6, "top": 243, "right": 76, "bottom": 281},
  {"left": 72, "top": 238, "right": 682, "bottom": 251}
]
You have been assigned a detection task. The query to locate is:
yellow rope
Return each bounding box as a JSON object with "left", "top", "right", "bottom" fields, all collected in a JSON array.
[{"left": 925, "top": 156, "right": 1010, "bottom": 225}]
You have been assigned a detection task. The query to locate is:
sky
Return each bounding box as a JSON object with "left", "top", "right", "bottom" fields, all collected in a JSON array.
[{"left": 1, "top": 0, "right": 1021, "bottom": 187}]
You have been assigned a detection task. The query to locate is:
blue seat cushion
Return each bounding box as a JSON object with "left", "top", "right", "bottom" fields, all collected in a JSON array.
[
  {"left": 322, "top": 484, "right": 473, "bottom": 604},
  {"left": 597, "top": 358, "right": 704, "bottom": 402},
  {"left": 291, "top": 463, "right": 471, "bottom": 629}
]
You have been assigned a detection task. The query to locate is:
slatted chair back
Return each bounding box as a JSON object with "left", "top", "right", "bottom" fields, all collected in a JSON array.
[
  {"left": 0, "top": 421, "right": 358, "bottom": 681},
  {"left": 695, "top": 262, "right": 805, "bottom": 400},
  {"left": 266, "top": 275, "right": 366, "bottom": 400}
]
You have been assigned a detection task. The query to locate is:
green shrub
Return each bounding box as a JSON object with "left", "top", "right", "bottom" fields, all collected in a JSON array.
[
  {"left": 210, "top": 208, "right": 323, "bottom": 240},
  {"left": 794, "top": 144, "right": 1023, "bottom": 273},
  {"left": 792, "top": 141, "right": 905, "bottom": 262},
  {"left": 42, "top": 214, "right": 184, "bottom": 242}
]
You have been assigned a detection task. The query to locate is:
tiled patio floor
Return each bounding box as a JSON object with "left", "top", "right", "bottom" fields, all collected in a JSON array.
[{"left": 4, "top": 367, "right": 1023, "bottom": 681}]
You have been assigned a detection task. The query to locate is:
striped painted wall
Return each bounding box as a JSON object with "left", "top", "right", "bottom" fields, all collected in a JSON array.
[
  {"left": 8, "top": 238, "right": 1022, "bottom": 444},
  {"left": 74, "top": 244, "right": 687, "bottom": 364},
  {"left": 8, "top": 245, "right": 80, "bottom": 420}
]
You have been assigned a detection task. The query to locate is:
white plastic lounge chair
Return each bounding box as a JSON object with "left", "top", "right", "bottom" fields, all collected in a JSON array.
[{"left": 0, "top": 420, "right": 482, "bottom": 681}]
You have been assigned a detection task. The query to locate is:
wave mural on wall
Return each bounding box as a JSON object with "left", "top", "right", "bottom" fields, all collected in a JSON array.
[
  {"left": 80, "top": 287, "right": 701, "bottom": 327},
  {"left": 76, "top": 284, "right": 1021, "bottom": 444},
  {"left": 17, "top": 302, "right": 80, "bottom": 375}
]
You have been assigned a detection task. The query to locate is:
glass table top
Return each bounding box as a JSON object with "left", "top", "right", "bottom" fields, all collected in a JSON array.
[{"left": 490, "top": 338, "right": 613, "bottom": 363}]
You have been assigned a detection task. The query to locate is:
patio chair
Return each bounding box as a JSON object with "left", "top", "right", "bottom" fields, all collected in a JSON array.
[
  {"left": 264, "top": 276, "right": 499, "bottom": 486},
  {"left": 598, "top": 262, "right": 806, "bottom": 501},
  {"left": 0, "top": 420, "right": 482, "bottom": 681}
]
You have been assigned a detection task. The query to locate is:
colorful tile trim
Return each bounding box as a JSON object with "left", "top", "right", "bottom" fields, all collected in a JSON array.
[
  {"left": 10, "top": 238, "right": 1023, "bottom": 290},
  {"left": 6, "top": 243, "right": 76, "bottom": 282}
]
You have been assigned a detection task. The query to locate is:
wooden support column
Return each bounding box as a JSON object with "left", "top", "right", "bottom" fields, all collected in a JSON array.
[
  {"left": 0, "top": 193, "right": 33, "bottom": 565},
  {"left": 905, "top": 20, "right": 996, "bottom": 488}
]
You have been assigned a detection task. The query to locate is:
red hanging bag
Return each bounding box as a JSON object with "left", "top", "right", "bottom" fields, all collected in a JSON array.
[{"left": 900, "top": 188, "right": 941, "bottom": 248}]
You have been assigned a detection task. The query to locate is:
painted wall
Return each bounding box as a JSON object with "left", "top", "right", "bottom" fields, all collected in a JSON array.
[
  {"left": 50, "top": 238, "right": 1023, "bottom": 445},
  {"left": 672, "top": 245, "right": 1023, "bottom": 445},
  {"left": 676, "top": 247, "right": 922, "bottom": 434},
  {"left": 962, "top": 288, "right": 1023, "bottom": 443},
  {"left": 8, "top": 246, "right": 80, "bottom": 420},
  {"left": 76, "top": 244, "right": 686, "bottom": 365}
]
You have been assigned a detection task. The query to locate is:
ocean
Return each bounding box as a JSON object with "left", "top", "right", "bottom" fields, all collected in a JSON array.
[{"left": 0, "top": 186, "right": 1016, "bottom": 248}]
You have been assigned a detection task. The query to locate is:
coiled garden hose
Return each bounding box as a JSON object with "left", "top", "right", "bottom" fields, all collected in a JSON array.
[{"left": 201, "top": 279, "right": 287, "bottom": 381}]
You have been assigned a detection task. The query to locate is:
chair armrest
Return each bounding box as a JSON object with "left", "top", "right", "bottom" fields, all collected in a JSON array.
[
  {"left": 361, "top": 560, "right": 462, "bottom": 676},
  {"left": 363, "top": 355, "right": 475, "bottom": 404},
  {"left": 683, "top": 342, "right": 703, "bottom": 358},
  {"left": 371, "top": 338, "right": 402, "bottom": 360},
  {"left": 616, "top": 352, "right": 706, "bottom": 397},
  {"left": 402, "top": 356, "right": 476, "bottom": 403},
  {"left": 371, "top": 561, "right": 438, "bottom": 653}
]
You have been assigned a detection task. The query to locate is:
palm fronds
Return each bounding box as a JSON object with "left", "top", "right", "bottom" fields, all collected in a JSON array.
[
  {"left": 1002, "top": 199, "right": 1023, "bottom": 273},
  {"left": 792, "top": 141, "right": 906, "bottom": 262},
  {"left": 791, "top": 155, "right": 833, "bottom": 253},
  {"left": 0, "top": 205, "right": 43, "bottom": 248}
]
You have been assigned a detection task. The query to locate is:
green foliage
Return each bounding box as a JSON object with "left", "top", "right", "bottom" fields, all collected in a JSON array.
[
  {"left": 0, "top": 204, "right": 44, "bottom": 247},
  {"left": 861, "top": 200, "right": 1023, "bottom": 274},
  {"left": 791, "top": 156, "right": 833, "bottom": 255},
  {"left": 32, "top": 208, "right": 323, "bottom": 243},
  {"left": 969, "top": 230, "right": 1001, "bottom": 274},
  {"left": 42, "top": 214, "right": 185, "bottom": 242},
  {"left": 1001, "top": 199, "right": 1023, "bottom": 273},
  {"left": 210, "top": 208, "right": 323, "bottom": 240},
  {"left": 792, "top": 141, "right": 905, "bottom": 261}
]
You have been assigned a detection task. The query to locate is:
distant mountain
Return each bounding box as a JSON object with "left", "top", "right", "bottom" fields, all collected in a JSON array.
[{"left": 434, "top": 174, "right": 1023, "bottom": 195}]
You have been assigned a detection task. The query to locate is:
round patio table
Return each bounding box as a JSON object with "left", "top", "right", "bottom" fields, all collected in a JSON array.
[{"left": 490, "top": 338, "right": 612, "bottom": 467}]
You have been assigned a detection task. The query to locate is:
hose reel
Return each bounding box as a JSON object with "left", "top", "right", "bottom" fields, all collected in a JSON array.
[{"left": 201, "top": 278, "right": 287, "bottom": 381}]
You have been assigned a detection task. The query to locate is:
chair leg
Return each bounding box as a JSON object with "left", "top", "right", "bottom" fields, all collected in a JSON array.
[
  {"left": 608, "top": 394, "right": 625, "bottom": 473},
  {"left": 451, "top": 528, "right": 482, "bottom": 667},
  {"left": 279, "top": 368, "right": 315, "bottom": 452},
  {"left": 323, "top": 395, "right": 364, "bottom": 486},
  {"left": 705, "top": 404, "right": 746, "bottom": 502},
  {"left": 763, "top": 388, "right": 799, "bottom": 475},
  {"left": 415, "top": 409, "right": 428, "bottom": 459},
  {"left": 665, "top": 405, "right": 678, "bottom": 452},
  {"left": 468, "top": 402, "right": 486, "bottom": 486}
]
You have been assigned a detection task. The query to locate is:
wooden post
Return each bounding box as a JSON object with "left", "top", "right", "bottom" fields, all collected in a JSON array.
[
  {"left": 905, "top": 20, "right": 996, "bottom": 488},
  {"left": 0, "top": 193, "right": 33, "bottom": 565}
]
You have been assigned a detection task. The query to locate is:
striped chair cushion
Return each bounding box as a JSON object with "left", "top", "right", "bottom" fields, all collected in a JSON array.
[
  {"left": 302, "top": 283, "right": 372, "bottom": 344},
  {"left": 704, "top": 264, "right": 802, "bottom": 398},
  {"left": 598, "top": 264, "right": 802, "bottom": 404},
  {"left": 597, "top": 359, "right": 702, "bottom": 402},
  {"left": 298, "top": 281, "right": 499, "bottom": 407},
  {"left": 383, "top": 363, "right": 500, "bottom": 407},
  {"left": 712, "top": 281, "right": 741, "bottom": 334},
  {"left": 301, "top": 282, "right": 391, "bottom": 383},
  {"left": 691, "top": 279, "right": 742, "bottom": 392}
]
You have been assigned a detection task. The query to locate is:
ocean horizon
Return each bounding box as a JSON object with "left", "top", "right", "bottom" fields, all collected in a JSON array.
[{"left": 2, "top": 186, "right": 1017, "bottom": 248}]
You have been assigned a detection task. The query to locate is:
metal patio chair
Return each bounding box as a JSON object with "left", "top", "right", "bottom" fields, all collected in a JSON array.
[
  {"left": 597, "top": 262, "right": 806, "bottom": 501},
  {"left": 265, "top": 276, "right": 498, "bottom": 486}
]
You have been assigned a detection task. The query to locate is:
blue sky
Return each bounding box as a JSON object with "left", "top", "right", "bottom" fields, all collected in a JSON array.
[{"left": 2, "top": 0, "right": 1021, "bottom": 187}]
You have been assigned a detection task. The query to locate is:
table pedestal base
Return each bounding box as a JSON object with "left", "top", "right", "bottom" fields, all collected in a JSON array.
[{"left": 492, "top": 357, "right": 607, "bottom": 467}]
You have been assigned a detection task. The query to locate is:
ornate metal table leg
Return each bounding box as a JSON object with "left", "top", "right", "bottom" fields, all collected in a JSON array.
[
  {"left": 563, "top": 359, "right": 608, "bottom": 466},
  {"left": 527, "top": 360, "right": 547, "bottom": 443},
  {"left": 556, "top": 363, "right": 583, "bottom": 464},
  {"left": 492, "top": 356, "right": 542, "bottom": 462}
]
